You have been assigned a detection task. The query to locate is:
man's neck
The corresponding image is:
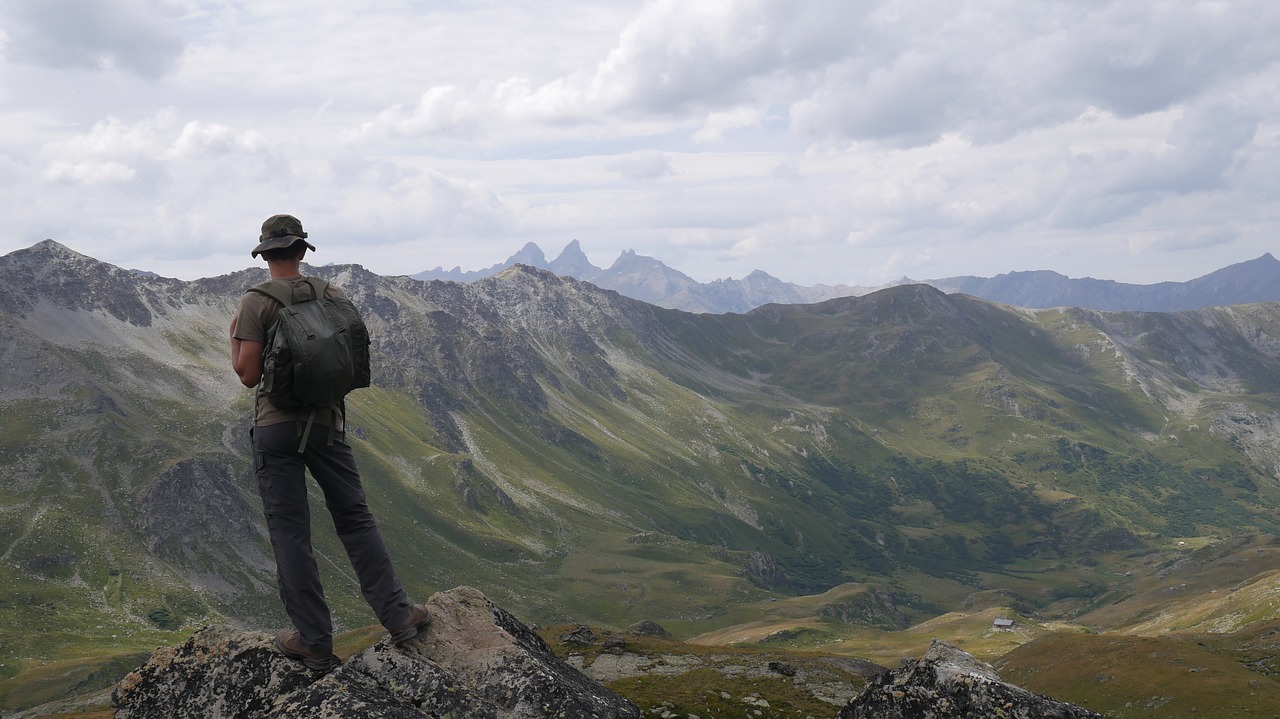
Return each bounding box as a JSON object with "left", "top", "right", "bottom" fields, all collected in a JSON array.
[{"left": 267, "top": 260, "right": 303, "bottom": 279}]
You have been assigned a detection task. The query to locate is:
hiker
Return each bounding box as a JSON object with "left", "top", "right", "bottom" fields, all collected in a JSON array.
[{"left": 229, "top": 214, "right": 429, "bottom": 671}]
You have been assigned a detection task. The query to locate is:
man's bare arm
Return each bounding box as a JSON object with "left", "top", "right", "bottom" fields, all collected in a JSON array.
[{"left": 230, "top": 316, "right": 264, "bottom": 388}]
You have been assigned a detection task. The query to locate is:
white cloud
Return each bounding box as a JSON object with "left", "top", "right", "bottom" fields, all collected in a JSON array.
[
  {"left": 355, "top": 86, "right": 473, "bottom": 141},
  {"left": 170, "top": 121, "right": 268, "bottom": 158},
  {"left": 48, "top": 112, "right": 177, "bottom": 159},
  {"left": 46, "top": 110, "right": 267, "bottom": 160}
]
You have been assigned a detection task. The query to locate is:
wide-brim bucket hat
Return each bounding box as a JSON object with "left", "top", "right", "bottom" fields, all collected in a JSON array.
[{"left": 252, "top": 214, "right": 317, "bottom": 258}]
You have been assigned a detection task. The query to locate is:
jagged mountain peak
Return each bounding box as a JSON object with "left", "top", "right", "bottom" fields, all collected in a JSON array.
[
  {"left": 548, "top": 239, "right": 601, "bottom": 279},
  {"left": 608, "top": 248, "right": 645, "bottom": 266},
  {"left": 412, "top": 241, "right": 600, "bottom": 284},
  {"left": 507, "top": 241, "right": 547, "bottom": 266}
]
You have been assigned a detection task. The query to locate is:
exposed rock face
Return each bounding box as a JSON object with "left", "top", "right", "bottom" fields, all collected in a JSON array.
[
  {"left": 744, "top": 550, "right": 790, "bottom": 590},
  {"left": 113, "top": 586, "right": 639, "bottom": 719},
  {"left": 837, "top": 640, "right": 1101, "bottom": 719}
]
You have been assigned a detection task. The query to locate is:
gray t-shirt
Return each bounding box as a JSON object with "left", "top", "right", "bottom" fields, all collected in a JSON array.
[{"left": 233, "top": 276, "right": 349, "bottom": 428}]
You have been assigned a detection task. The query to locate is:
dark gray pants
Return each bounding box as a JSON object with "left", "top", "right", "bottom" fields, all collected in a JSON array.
[{"left": 252, "top": 421, "right": 411, "bottom": 653}]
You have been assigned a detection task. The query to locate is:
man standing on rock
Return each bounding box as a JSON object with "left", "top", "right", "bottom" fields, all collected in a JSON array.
[{"left": 229, "top": 214, "right": 429, "bottom": 671}]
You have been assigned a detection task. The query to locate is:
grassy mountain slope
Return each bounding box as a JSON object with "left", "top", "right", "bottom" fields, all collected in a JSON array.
[
  {"left": 3, "top": 241, "right": 1280, "bottom": 711},
  {"left": 997, "top": 628, "right": 1280, "bottom": 719}
]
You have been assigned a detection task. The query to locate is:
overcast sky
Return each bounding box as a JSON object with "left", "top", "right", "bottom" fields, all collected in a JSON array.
[{"left": 1, "top": 1, "right": 1277, "bottom": 286}]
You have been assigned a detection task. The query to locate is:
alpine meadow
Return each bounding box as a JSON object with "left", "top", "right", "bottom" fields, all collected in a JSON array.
[{"left": 5, "top": 240, "right": 1280, "bottom": 717}]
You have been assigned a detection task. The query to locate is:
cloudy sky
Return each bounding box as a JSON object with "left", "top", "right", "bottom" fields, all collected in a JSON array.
[{"left": 0, "top": 0, "right": 1277, "bottom": 286}]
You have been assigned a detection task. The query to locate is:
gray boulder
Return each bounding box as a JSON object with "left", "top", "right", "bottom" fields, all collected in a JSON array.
[
  {"left": 113, "top": 586, "right": 639, "bottom": 719},
  {"left": 837, "top": 639, "right": 1101, "bottom": 719}
]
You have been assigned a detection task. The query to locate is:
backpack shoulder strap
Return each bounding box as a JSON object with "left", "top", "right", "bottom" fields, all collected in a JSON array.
[
  {"left": 303, "top": 277, "right": 330, "bottom": 301},
  {"left": 247, "top": 279, "right": 293, "bottom": 307},
  {"left": 248, "top": 277, "right": 330, "bottom": 306}
]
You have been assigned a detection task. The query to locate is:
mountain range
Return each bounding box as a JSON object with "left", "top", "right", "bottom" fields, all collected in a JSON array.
[
  {"left": 413, "top": 240, "right": 875, "bottom": 314},
  {"left": 414, "top": 240, "right": 1280, "bottom": 314},
  {"left": 5, "top": 239, "right": 1280, "bottom": 714}
]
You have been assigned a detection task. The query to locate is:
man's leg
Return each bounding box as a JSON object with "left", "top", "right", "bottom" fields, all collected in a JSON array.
[
  {"left": 303, "top": 428, "right": 412, "bottom": 630},
  {"left": 254, "top": 422, "right": 334, "bottom": 653}
]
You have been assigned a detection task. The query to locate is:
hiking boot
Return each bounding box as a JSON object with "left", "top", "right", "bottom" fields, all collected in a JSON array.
[
  {"left": 390, "top": 604, "right": 431, "bottom": 645},
  {"left": 273, "top": 630, "right": 341, "bottom": 672}
]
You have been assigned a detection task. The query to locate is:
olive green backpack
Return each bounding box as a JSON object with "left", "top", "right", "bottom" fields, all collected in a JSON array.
[{"left": 249, "top": 277, "right": 371, "bottom": 447}]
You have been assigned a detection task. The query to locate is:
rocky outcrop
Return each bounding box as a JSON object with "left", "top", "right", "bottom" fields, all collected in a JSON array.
[
  {"left": 837, "top": 640, "right": 1101, "bottom": 719},
  {"left": 817, "top": 587, "right": 910, "bottom": 631},
  {"left": 112, "top": 586, "right": 639, "bottom": 719},
  {"left": 744, "top": 550, "right": 790, "bottom": 590}
]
